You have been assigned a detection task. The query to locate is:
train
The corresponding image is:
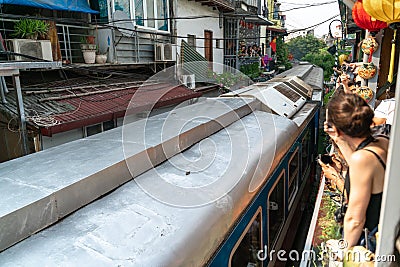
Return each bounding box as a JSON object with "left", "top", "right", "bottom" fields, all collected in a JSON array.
[{"left": 0, "top": 62, "right": 324, "bottom": 266}]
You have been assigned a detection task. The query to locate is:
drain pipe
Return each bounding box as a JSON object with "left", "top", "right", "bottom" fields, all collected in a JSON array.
[
  {"left": 2, "top": 77, "right": 8, "bottom": 93},
  {"left": 0, "top": 76, "right": 7, "bottom": 104}
]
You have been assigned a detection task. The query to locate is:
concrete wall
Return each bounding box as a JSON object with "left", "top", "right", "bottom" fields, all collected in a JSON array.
[{"left": 176, "top": 0, "right": 224, "bottom": 68}]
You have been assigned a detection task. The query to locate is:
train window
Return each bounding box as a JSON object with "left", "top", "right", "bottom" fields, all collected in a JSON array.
[
  {"left": 230, "top": 208, "right": 262, "bottom": 267},
  {"left": 301, "top": 129, "right": 311, "bottom": 175},
  {"left": 268, "top": 171, "right": 285, "bottom": 250},
  {"left": 85, "top": 123, "right": 102, "bottom": 137},
  {"left": 288, "top": 148, "right": 299, "bottom": 207},
  {"left": 103, "top": 120, "right": 115, "bottom": 131}
]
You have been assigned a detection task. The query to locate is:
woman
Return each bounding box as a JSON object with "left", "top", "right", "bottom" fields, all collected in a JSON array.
[{"left": 325, "top": 93, "right": 389, "bottom": 251}]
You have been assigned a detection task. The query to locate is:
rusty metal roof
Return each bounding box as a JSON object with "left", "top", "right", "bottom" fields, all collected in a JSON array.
[{"left": 1, "top": 78, "right": 202, "bottom": 136}]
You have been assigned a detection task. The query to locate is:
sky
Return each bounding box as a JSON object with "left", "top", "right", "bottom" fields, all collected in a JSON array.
[{"left": 279, "top": 0, "right": 341, "bottom": 37}]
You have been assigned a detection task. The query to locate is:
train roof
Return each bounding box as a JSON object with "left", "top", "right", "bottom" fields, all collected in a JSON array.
[
  {"left": 1, "top": 109, "right": 305, "bottom": 266},
  {"left": 0, "top": 63, "right": 323, "bottom": 265}
]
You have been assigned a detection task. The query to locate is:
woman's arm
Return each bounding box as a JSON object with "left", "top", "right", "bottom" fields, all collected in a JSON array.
[{"left": 343, "top": 151, "right": 374, "bottom": 247}]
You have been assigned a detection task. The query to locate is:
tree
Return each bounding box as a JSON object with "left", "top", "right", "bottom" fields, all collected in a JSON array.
[
  {"left": 287, "top": 35, "right": 326, "bottom": 60},
  {"left": 275, "top": 36, "right": 292, "bottom": 71},
  {"left": 303, "top": 49, "right": 335, "bottom": 81},
  {"left": 287, "top": 35, "right": 335, "bottom": 81}
]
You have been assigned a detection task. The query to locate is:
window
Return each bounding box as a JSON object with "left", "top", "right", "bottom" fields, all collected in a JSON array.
[
  {"left": 268, "top": 172, "right": 285, "bottom": 249},
  {"left": 146, "top": 0, "right": 155, "bottom": 28},
  {"left": 85, "top": 123, "right": 102, "bottom": 137},
  {"left": 187, "top": 34, "right": 196, "bottom": 48},
  {"left": 273, "top": 3, "right": 279, "bottom": 20},
  {"left": 288, "top": 148, "right": 299, "bottom": 206},
  {"left": 114, "top": 0, "right": 169, "bottom": 30},
  {"left": 230, "top": 209, "right": 262, "bottom": 267},
  {"left": 84, "top": 120, "right": 115, "bottom": 137},
  {"left": 114, "top": 0, "right": 130, "bottom": 16},
  {"left": 216, "top": 39, "right": 220, "bottom": 49},
  {"left": 301, "top": 129, "right": 311, "bottom": 175},
  {"left": 156, "top": 0, "right": 168, "bottom": 30},
  {"left": 103, "top": 120, "right": 115, "bottom": 131},
  {"left": 135, "top": 0, "right": 144, "bottom": 26}
]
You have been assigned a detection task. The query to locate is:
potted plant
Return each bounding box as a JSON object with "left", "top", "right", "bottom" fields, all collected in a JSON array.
[
  {"left": 12, "top": 18, "right": 49, "bottom": 40},
  {"left": 7, "top": 18, "right": 53, "bottom": 61},
  {"left": 95, "top": 48, "right": 108, "bottom": 64},
  {"left": 80, "top": 36, "right": 97, "bottom": 51},
  {"left": 80, "top": 36, "right": 96, "bottom": 64}
]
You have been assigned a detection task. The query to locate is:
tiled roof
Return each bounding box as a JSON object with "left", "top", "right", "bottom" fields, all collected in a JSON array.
[{"left": 1, "top": 79, "right": 201, "bottom": 136}]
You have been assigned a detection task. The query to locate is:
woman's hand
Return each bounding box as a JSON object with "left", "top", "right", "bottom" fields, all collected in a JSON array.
[
  {"left": 331, "top": 154, "right": 343, "bottom": 173},
  {"left": 317, "top": 158, "right": 340, "bottom": 185},
  {"left": 324, "top": 121, "right": 339, "bottom": 142},
  {"left": 340, "top": 74, "right": 353, "bottom": 94}
]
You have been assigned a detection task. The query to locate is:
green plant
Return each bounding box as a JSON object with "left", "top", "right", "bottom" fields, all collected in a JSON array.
[
  {"left": 239, "top": 62, "right": 261, "bottom": 79},
  {"left": 80, "top": 36, "right": 97, "bottom": 51},
  {"left": 318, "top": 193, "right": 342, "bottom": 242},
  {"left": 287, "top": 35, "right": 326, "bottom": 61},
  {"left": 208, "top": 70, "right": 247, "bottom": 92},
  {"left": 323, "top": 90, "right": 334, "bottom": 106},
  {"left": 303, "top": 49, "right": 335, "bottom": 81},
  {"left": 13, "top": 19, "right": 49, "bottom": 39},
  {"left": 276, "top": 37, "right": 292, "bottom": 70}
]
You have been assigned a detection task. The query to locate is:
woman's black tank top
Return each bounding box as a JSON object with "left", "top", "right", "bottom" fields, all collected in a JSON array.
[{"left": 344, "top": 135, "right": 385, "bottom": 231}]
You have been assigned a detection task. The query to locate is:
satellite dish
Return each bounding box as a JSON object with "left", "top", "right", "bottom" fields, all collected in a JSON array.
[{"left": 112, "top": 10, "right": 135, "bottom": 37}]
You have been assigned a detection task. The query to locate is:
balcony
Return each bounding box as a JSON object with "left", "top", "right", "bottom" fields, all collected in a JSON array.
[
  {"left": 235, "top": 0, "right": 258, "bottom": 13},
  {"left": 191, "top": 0, "right": 235, "bottom": 12}
]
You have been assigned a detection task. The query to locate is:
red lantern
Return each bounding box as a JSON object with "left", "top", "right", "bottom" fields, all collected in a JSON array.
[{"left": 352, "top": 0, "right": 387, "bottom": 33}]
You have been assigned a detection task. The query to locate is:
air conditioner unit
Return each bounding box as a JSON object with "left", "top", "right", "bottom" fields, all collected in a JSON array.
[
  {"left": 7, "top": 39, "right": 53, "bottom": 61},
  {"left": 270, "top": 76, "right": 314, "bottom": 99},
  {"left": 236, "top": 82, "right": 306, "bottom": 118},
  {"left": 155, "top": 43, "right": 173, "bottom": 62},
  {"left": 181, "top": 74, "right": 195, "bottom": 89}
]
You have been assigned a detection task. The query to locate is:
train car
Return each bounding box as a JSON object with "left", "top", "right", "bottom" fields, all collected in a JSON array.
[{"left": 0, "top": 63, "right": 324, "bottom": 266}]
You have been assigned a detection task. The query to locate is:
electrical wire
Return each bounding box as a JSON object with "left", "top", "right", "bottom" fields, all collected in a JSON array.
[
  {"left": 286, "top": 14, "right": 340, "bottom": 34},
  {"left": 26, "top": 108, "right": 60, "bottom": 127},
  {"left": 0, "top": 5, "right": 339, "bottom": 49},
  {"left": 0, "top": 1, "right": 336, "bottom": 24}
]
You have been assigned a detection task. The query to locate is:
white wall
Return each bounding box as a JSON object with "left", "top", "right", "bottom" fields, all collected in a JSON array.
[
  {"left": 176, "top": 0, "right": 224, "bottom": 67},
  {"left": 41, "top": 128, "right": 83, "bottom": 150}
]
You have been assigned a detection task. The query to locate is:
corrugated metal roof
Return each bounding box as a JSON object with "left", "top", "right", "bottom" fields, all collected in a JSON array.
[
  {"left": 1, "top": 79, "right": 201, "bottom": 136},
  {"left": 180, "top": 40, "right": 213, "bottom": 83}
]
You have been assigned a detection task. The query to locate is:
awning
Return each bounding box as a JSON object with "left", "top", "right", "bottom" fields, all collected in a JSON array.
[
  {"left": 0, "top": 0, "right": 98, "bottom": 14},
  {"left": 245, "top": 15, "right": 273, "bottom": 26},
  {"left": 265, "top": 26, "right": 287, "bottom": 33},
  {"left": 225, "top": 13, "right": 274, "bottom": 26}
]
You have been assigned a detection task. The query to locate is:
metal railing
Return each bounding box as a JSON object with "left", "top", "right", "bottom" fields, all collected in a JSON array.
[
  {"left": 57, "top": 23, "right": 93, "bottom": 64},
  {"left": 0, "top": 15, "right": 173, "bottom": 65}
]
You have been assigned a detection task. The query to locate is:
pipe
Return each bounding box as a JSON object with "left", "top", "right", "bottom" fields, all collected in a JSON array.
[
  {"left": 2, "top": 77, "right": 8, "bottom": 93},
  {"left": 388, "top": 28, "right": 397, "bottom": 83},
  {"left": 0, "top": 77, "right": 6, "bottom": 104},
  {"left": 13, "top": 74, "right": 29, "bottom": 155}
]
